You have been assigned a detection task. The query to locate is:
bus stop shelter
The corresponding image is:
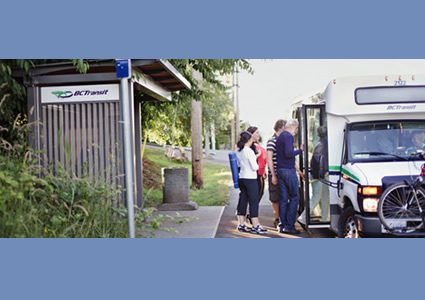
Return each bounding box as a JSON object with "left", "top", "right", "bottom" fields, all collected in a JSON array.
[{"left": 23, "top": 59, "right": 191, "bottom": 207}]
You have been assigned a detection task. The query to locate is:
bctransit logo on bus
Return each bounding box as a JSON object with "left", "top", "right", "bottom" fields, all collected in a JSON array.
[
  {"left": 52, "top": 89, "right": 109, "bottom": 99},
  {"left": 387, "top": 105, "right": 417, "bottom": 111}
]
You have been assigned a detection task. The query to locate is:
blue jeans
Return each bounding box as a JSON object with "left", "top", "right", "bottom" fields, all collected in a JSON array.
[
  {"left": 277, "top": 168, "right": 299, "bottom": 230},
  {"left": 237, "top": 178, "right": 259, "bottom": 218}
]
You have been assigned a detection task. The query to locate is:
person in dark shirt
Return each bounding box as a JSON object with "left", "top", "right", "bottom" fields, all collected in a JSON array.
[{"left": 275, "top": 119, "right": 304, "bottom": 234}]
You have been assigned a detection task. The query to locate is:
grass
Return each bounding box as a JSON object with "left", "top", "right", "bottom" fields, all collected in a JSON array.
[
  {"left": 143, "top": 147, "right": 232, "bottom": 207},
  {"left": 0, "top": 146, "right": 188, "bottom": 238}
]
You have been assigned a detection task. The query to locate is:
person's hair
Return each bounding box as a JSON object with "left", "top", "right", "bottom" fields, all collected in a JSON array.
[
  {"left": 246, "top": 126, "right": 258, "bottom": 135},
  {"left": 274, "top": 119, "right": 286, "bottom": 132},
  {"left": 237, "top": 131, "right": 252, "bottom": 151},
  {"left": 285, "top": 119, "right": 298, "bottom": 129},
  {"left": 317, "top": 126, "right": 327, "bottom": 138}
]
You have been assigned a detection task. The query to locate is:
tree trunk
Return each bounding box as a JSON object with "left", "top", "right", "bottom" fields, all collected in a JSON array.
[{"left": 191, "top": 100, "right": 203, "bottom": 189}]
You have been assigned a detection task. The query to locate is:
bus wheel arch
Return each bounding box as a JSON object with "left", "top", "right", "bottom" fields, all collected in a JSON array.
[{"left": 338, "top": 200, "right": 360, "bottom": 238}]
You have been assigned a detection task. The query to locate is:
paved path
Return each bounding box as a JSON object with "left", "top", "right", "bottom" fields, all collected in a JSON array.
[
  {"left": 215, "top": 184, "right": 311, "bottom": 238},
  {"left": 146, "top": 143, "right": 336, "bottom": 238},
  {"left": 146, "top": 143, "right": 231, "bottom": 166},
  {"left": 148, "top": 206, "right": 224, "bottom": 238}
]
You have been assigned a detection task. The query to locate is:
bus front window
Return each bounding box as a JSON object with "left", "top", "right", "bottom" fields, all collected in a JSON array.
[{"left": 347, "top": 121, "right": 425, "bottom": 162}]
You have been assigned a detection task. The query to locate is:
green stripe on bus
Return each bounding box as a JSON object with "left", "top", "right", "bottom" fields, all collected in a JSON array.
[
  {"left": 341, "top": 168, "right": 360, "bottom": 182},
  {"left": 329, "top": 166, "right": 360, "bottom": 182},
  {"left": 329, "top": 166, "right": 341, "bottom": 171}
]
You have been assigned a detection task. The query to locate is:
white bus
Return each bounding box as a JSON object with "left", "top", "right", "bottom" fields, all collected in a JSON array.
[{"left": 292, "top": 75, "right": 425, "bottom": 237}]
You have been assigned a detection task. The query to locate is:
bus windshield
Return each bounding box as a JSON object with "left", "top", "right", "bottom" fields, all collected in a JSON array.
[{"left": 347, "top": 121, "right": 425, "bottom": 162}]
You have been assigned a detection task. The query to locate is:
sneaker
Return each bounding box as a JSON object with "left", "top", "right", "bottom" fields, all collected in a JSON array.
[
  {"left": 258, "top": 225, "right": 268, "bottom": 233},
  {"left": 237, "top": 224, "right": 251, "bottom": 232},
  {"left": 273, "top": 218, "right": 280, "bottom": 228},
  {"left": 251, "top": 225, "right": 266, "bottom": 234},
  {"left": 281, "top": 228, "right": 300, "bottom": 234}
]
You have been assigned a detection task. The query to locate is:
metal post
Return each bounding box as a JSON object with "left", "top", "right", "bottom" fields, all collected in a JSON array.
[
  {"left": 231, "top": 72, "right": 235, "bottom": 150},
  {"left": 235, "top": 65, "right": 240, "bottom": 140},
  {"left": 120, "top": 76, "right": 135, "bottom": 238}
]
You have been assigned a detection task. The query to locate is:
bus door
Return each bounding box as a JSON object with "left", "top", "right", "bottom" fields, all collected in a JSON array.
[
  {"left": 294, "top": 107, "right": 305, "bottom": 215},
  {"left": 300, "top": 104, "right": 330, "bottom": 229}
]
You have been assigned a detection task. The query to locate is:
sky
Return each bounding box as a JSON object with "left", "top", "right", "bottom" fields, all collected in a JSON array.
[{"left": 235, "top": 59, "right": 425, "bottom": 145}]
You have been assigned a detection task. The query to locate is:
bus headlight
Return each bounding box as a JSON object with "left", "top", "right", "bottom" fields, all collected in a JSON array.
[
  {"left": 363, "top": 198, "right": 379, "bottom": 212},
  {"left": 358, "top": 186, "right": 382, "bottom": 195}
]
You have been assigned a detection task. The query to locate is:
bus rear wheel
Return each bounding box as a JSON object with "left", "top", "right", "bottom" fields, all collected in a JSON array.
[{"left": 338, "top": 206, "right": 360, "bottom": 238}]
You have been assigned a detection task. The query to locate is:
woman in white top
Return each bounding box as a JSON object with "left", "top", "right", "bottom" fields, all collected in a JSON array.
[{"left": 235, "top": 131, "right": 267, "bottom": 234}]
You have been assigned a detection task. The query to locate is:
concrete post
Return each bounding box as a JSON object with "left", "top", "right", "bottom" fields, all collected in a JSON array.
[{"left": 158, "top": 167, "right": 198, "bottom": 211}]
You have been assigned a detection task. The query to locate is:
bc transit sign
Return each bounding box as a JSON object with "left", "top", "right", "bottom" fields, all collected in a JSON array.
[{"left": 41, "top": 84, "right": 119, "bottom": 104}]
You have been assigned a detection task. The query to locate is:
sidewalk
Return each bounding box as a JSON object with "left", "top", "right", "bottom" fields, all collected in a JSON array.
[
  {"left": 146, "top": 146, "right": 334, "bottom": 238},
  {"left": 150, "top": 183, "right": 312, "bottom": 238},
  {"left": 149, "top": 206, "right": 224, "bottom": 238},
  {"left": 214, "top": 185, "right": 311, "bottom": 238}
]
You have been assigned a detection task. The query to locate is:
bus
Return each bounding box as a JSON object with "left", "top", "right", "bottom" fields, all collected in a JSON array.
[{"left": 292, "top": 75, "right": 425, "bottom": 237}]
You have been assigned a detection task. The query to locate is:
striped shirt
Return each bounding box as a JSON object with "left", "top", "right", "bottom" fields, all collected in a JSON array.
[{"left": 266, "top": 134, "right": 278, "bottom": 176}]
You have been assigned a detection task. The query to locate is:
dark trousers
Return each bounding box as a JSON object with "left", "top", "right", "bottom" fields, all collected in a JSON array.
[
  {"left": 257, "top": 174, "right": 265, "bottom": 203},
  {"left": 237, "top": 178, "right": 259, "bottom": 218},
  {"left": 277, "top": 168, "right": 299, "bottom": 230}
]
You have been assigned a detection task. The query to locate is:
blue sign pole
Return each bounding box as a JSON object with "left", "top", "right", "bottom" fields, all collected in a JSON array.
[{"left": 116, "top": 59, "right": 135, "bottom": 238}]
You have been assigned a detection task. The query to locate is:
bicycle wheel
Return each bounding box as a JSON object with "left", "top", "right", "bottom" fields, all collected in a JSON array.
[{"left": 378, "top": 183, "right": 425, "bottom": 233}]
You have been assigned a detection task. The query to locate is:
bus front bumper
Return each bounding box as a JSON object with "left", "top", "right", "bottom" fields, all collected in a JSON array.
[{"left": 356, "top": 215, "right": 425, "bottom": 237}]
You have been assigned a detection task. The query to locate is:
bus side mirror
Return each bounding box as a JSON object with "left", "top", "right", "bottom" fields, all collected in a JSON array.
[
  {"left": 311, "top": 154, "right": 326, "bottom": 180},
  {"left": 312, "top": 154, "right": 340, "bottom": 189},
  {"left": 318, "top": 155, "right": 326, "bottom": 179}
]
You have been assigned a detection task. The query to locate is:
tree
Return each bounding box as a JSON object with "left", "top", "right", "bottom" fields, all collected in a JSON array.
[
  {"left": 0, "top": 59, "right": 90, "bottom": 148},
  {"left": 1, "top": 59, "right": 254, "bottom": 149},
  {"left": 140, "top": 59, "right": 253, "bottom": 146},
  {"left": 201, "top": 81, "right": 233, "bottom": 134}
]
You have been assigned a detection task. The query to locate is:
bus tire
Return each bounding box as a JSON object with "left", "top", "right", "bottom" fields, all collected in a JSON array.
[{"left": 338, "top": 206, "right": 360, "bottom": 238}]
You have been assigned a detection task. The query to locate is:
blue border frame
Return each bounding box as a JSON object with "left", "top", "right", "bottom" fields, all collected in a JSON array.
[{"left": 2, "top": 1, "right": 425, "bottom": 299}]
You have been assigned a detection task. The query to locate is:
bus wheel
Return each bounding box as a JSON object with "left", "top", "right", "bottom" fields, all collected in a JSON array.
[{"left": 338, "top": 206, "right": 360, "bottom": 238}]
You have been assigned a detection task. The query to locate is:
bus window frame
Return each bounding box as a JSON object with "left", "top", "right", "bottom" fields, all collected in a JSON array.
[
  {"left": 345, "top": 119, "right": 425, "bottom": 163},
  {"left": 354, "top": 85, "right": 425, "bottom": 105}
]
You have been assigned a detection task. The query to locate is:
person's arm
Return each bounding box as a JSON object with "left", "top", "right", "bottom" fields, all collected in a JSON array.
[
  {"left": 295, "top": 163, "right": 304, "bottom": 179},
  {"left": 255, "top": 147, "right": 261, "bottom": 159},
  {"left": 283, "top": 135, "right": 302, "bottom": 159},
  {"left": 247, "top": 149, "right": 259, "bottom": 172},
  {"left": 267, "top": 150, "right": 277, "bottom": 184},
  {"left": 250, "top": 143, "right": 260, "bottom": 158}
]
